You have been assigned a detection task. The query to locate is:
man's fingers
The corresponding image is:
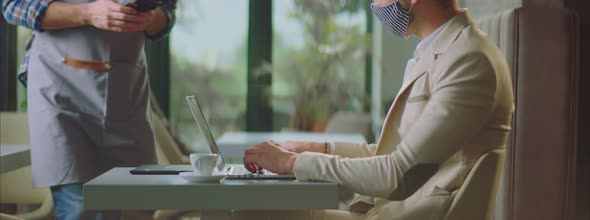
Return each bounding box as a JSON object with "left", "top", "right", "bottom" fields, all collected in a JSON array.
[
  {"left": 104, "top": 19, "right": 144, "bottom": 33},
  {"left": 243, "top": 154, "right": 259, "bottom": 165},
  {"left": 101, "top": 19, "right": 125, "bottom": 32},
  {"left": 243, "top": 155, "right": 259, "bottom": 173},
  {"left": 107, "top": 19, "right": 126, "bottom": 27},
  {"left": 106, "top": 19, "right": 140, "bottom": 30},
  {"left": 244, "top": 163, "right": 257, "bottom": 173},
  {"left": 109, "top": 2, "right": 137, "bottom": 14},
  {"left": 109, "top": 11, "right": 146, "bottom": 22}
]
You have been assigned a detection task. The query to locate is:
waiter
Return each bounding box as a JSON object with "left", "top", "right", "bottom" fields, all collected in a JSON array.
[{"left": 2, "top": 0, "right": 176, "bottom": 219}]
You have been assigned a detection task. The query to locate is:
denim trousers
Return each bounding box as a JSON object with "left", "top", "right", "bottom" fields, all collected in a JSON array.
[{"left": 51, "top": 184, "right": 121, "bottom": 220}]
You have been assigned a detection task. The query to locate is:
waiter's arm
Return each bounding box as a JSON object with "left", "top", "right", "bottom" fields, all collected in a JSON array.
[
  {"left": 3, "top": 0, "right": 151, "bottom": 32},
  {"left": 42, "top": 0, "right": 147, "bottom": 31},
  {"left": 144, "top": 0, "right": 177, "bottom": 40},
  {"left": 144, "top": 8, "right": 167, "bottom": 36},
  {"left": 3, "top": 0, "right": 52, "bottom": 31}
]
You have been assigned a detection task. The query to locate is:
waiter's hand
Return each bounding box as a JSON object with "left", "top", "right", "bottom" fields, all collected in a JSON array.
[
  {"left": 85, "top": 0, "right": 152, "bottom": 32},
  {"left": 243, "top": 141, "right": 299, "bottom": 175}
]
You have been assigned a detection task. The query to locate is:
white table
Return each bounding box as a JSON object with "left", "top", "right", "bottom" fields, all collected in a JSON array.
[
  {"left": 217, "top": 132, "right": 367, "bottom": 158},
  {"left": 84, "top": 168, "right": 340, "bottom": 220},
  {"left": 0, "top": 144, "right": 31, "bottom": 174}
]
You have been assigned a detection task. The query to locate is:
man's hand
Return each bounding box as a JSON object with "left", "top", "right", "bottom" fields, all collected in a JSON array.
[
  {"left": 282, "top": 141, "right": 327, "bottom": 154},
  {"left": 243, "top": 141, "right": 299, "bottom": 175},
  {"left": 84, "top": 0, "right": 151, "bottom": 32}
]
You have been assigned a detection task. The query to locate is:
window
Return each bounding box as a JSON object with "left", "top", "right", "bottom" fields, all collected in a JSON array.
[
  {"left": 272, "top": 0, "right": 368, "bottom": 131},
  {"left": 169, "top": 1, "right": 249, "bottom": 152},
  {"left": 16, "top": 27, "right": 32, "bottom": 111}
]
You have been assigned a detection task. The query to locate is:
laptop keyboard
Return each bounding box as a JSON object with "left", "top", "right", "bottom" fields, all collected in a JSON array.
[
  {"left": 227, "top": 166, "right": 250, "bottom": 175},
  {"left": 223, "top": 166, "right": 296, "bottom": 180},
  {"left": 226, "top": 166, "right": 268, "bottom": 176}
]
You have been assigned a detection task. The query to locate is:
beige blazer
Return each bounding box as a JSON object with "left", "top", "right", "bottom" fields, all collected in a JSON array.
[{"left": 293, "top": 10, "right": 514, "bottom": 220}]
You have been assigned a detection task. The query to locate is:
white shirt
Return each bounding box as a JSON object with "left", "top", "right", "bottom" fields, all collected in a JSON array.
[
  {"left": 414, "top": 20, "right": 450, "bottom": 61},
  {"left": 403, "top": 20, "right": 452, "bottom": 83}
]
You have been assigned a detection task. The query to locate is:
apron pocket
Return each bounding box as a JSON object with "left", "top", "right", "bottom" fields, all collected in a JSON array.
[
  {"left": 55, "top": 57, "right": 110, "bottom": 120},
  {"left": 61, "top": 56, "right": 112, "bottom": 72}
]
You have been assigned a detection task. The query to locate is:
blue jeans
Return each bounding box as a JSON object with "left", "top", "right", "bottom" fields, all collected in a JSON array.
[{"left": 51, "top": 184, "right": 121, "bottom": 220}]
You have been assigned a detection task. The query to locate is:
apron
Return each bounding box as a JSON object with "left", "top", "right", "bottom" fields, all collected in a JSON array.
[{"left": 27, "top": 0, "right": 156, "bottom": 188}]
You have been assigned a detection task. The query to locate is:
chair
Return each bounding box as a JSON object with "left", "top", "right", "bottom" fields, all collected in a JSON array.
[
  {"left": 0, "top": 112, "right": 53, "bottom": 220},
  {"left": 442, "top": 149, "right": 505, "bottom": 220},
  {"left": 0, "top": 213, "right": 25, "bottom": 220},
  {"left": 149, "top": 98, "right": 201, "bottom": 220},
  {"left": 150, "top": 94, "right": 191, "bottom": 165},
  {"left": 325, "top": 111, "right": 373, "bottom": 142},
  {"left": 152, "top": 112, "right": 190, "bottom": 165},
  {"left": 474, "top": 7, "right": 579, "bottom": 220}
]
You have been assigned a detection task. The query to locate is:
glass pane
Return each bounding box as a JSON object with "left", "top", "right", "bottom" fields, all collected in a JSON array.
[
  {"left": 16, "top": 27, "right": 33, "bottom": 112},
  {"left": 170, "top": 1, "right": 248, "bottom": 152},
  {"left": 273, "top": 0, "right": 368, "bottom": 132}
]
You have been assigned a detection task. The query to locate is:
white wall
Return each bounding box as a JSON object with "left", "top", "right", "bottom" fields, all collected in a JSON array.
[{"left": 458, "top": 0, "right": 522, "bottom": 17}]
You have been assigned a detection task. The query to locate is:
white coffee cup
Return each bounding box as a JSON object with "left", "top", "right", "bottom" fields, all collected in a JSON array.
[{"left": 189, "top": 153, "right": 218, "bottom": 176}]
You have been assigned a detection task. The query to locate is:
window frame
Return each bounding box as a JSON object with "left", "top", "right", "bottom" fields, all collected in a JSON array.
[
  {"left": 146, "top": 38, "right": 171, "bottom": 117},
  {"left": 246, "top": 0, "right": 273, "bottom": 131},
  {"left": 0, "top": 15, "right": 18, "bottom": 111}
]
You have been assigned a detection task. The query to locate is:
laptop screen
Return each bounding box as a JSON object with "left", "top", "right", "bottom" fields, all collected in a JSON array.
[{"left": 186, "top": 95, "right": 226, "bottom": 172}]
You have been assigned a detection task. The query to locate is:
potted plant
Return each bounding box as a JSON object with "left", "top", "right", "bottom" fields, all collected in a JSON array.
[{"left": 271, "top": 0, "right": 369, "bottom": 132}]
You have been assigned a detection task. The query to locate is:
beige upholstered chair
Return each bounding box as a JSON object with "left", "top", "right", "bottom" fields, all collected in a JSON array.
[
  {"left": 150, "top": 95, "right": 191, "bottom": 165},
  {"left": 474, "top": 7, "right": 579, "bottom": 220},
  {"left": 443, "top": 149, "right": 505, "bottom": 220},
  {"left": 149, "top": 99, "right": 201, "bottom": 220},
  {"left": 0, "top": 213, "right": 25, "bottom": 220},
  {"left": 0, "top": 112, "right": 53, "bottom": 220},
  {"left": 152, "top": 112, "right": 190, "bottom": 165},
  {"left": 325, "top": 111, "right": 373, "bottom": 142}
]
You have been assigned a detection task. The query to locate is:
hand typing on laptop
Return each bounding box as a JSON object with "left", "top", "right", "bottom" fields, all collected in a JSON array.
[
  {"left": 186, "top": 95, "right": 296, "bottom": 180},
  {"left": 243, "top": 141, "right": 300, "bottom": 175}
]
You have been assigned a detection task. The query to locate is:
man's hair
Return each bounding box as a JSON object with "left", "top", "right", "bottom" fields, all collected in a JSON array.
[{"left": 434, "top": 0, "right": 456, "bottom": 8}]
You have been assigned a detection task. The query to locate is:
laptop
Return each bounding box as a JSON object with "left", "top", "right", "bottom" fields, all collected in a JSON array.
[
  {"left": 130, "top": 164, "right": 192, "bottom": 175},
  {"left": 186, "top": 95, "right": 296, "bottom": 180}
]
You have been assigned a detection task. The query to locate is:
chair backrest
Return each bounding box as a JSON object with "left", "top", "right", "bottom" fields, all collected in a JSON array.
[
  {"left": 443, "top": 149, "right": 505, "bottom": 220},
  {"left": 475, "top": 8, "right": 579, "bottom": 220},
  {"left": 325, "top": 111, "right": 373, "bottom": 142},
  {"left": 149, "top": 96, "right": 191, "bottom": 165},
  {"left": 0, "top": 112, "right": 29, "bottom": 145},
  {"left": 0, "top": 112, "right": 50, "bottom": 204},
  {"left": 152, "top": 112, "right": 189, "bottom": 164}
]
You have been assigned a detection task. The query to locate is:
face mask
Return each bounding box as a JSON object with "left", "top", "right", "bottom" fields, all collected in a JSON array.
[{"left": 370, "top": 1, "right": 413, "bottom": 38}]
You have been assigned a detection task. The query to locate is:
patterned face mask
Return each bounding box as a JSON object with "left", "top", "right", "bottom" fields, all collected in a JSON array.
[{"left": 370, "top": 1, "right": 413, "bottom": 38}]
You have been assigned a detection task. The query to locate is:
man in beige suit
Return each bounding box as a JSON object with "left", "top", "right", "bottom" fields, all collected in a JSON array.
[{"left": 240, "top": 0, "right": 514, "bottom": 219}]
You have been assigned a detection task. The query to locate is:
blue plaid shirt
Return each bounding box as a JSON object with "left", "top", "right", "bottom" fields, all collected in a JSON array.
[{"left": 2, "top": 0, "right": 177, "bottom": 86}]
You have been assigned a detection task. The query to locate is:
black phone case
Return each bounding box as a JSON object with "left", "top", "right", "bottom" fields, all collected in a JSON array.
[{"left": 119, "top": 0, "right": 165, "bottom": 13}]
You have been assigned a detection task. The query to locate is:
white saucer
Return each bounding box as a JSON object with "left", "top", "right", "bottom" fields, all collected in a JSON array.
[{"left": 179, "top": 172, "right": 225, "bottom": 183}]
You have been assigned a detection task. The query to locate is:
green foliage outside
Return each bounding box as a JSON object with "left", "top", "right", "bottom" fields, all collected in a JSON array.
[
  {"left": 169, "top": 0, "right": 369, "bottom": 151},
  {"left": 273, "top": 0, "right": 369, "bottom": 131}
]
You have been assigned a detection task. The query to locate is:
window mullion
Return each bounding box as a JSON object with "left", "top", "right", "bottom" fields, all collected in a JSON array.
[{"left": 246, "top": 0, "right": 273, "bottom": 131}]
